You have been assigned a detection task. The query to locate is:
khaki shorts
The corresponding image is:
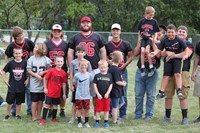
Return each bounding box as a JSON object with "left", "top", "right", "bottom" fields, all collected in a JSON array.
[
  {"left": 90, "top": 68, "right": 100, "bottom": 97},
  {"left": 193, "top": 66, "right": 200, "bottom": 97},
  {"left": 165, "top": 71, "right": 190, "bottom": 99}
]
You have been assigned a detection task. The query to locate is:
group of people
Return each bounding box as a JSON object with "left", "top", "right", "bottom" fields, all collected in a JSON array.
[{"left": 0, "top": 5, "right": 200, "bottom": 129}]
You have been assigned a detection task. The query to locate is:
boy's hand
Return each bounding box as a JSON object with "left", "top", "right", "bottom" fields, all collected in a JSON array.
[
  {"left": 104, "top": 93, "right": 109, "bottom": 99},
  {"left": 24, "top": 79, "right": 29, "bottom": 87},
  {"left": 122, "top": 81, "right": 127, "bottom": 87},
  {"left": 182, "top": 54, "right": 188, "bottom": 61},
  {"left": 191, "top": 72, "right": 196, "bottom": 81},
  {"left": 4, "top": 80, "right": 10, "bottom": 87},
  {"left": 97, "top": 94, "right": 102, "bottom": 99},
  {"left": 63, "top": 94, "right": 66, "bottom": 99},
  {"left": 149, "top": 52, "right": 156, "bottom": 58},
  {"left": 44, "top": 88, "right": 48, "bottom": 94},
  {"left": 35, "top": 74, "right": 43, "bottom": 81},
  {"left": 38, "top": 71, "right": 44, "bottom": 77},
  {"left": 70, "top": 86, "right": 74, "bottom": 92}
]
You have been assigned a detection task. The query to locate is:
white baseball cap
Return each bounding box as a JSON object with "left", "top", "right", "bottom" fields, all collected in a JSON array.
[
  {"left": 52, "top": 24, "right": 62, "bottom": 30},
  {"left": 111, "top": 23, "right": 121, "bottom": 30}
]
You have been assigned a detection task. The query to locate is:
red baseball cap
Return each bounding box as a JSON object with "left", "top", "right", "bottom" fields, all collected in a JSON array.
[{"left": 80, "top": 16, "right": 92, "bottom": 23}]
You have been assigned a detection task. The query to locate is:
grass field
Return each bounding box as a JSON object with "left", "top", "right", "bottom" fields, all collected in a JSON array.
[{"left": 0, "top": 59, "right": 200, "bottom": 133}]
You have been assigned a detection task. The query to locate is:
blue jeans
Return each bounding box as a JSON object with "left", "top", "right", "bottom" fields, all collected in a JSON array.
[
  {"left": 12, "top": 88, "right": 32, "bottom": 114},
  {"left": 119, "top": 68, "right": 128, "bottom": 117},
  {"left": 134, "top": 68, "right": 158, "bottom": 118}
]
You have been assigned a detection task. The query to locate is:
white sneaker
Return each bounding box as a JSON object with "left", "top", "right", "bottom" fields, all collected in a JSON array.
[
  {"left": 84, "top": 122, "right": 91, "bottom": 128},
  {"left": 68, "top": 118, "right": 75, "bottom": 124},
  {"left": 77, "top": 123, "right": 82, "bottom": 128}
]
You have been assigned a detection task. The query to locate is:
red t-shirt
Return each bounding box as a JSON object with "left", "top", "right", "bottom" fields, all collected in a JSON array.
[{"left": 45, "top": 67, "right": 67, "bottom": 98}]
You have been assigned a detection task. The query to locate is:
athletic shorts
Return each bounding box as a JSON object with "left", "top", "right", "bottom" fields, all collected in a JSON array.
[
  {"left": 44, "top": 96, "right": 60, "bottom": 105},
  {"left": 111, "top": 97, "right": 121, "bottom": 109},
  {"left": 164, "top": 58, "right": 181, "bottom": 76},
  {"left": 75, "top": 99, "right": 90, "bottom": 110},
  {"left": 194, "top": 66, "right": 200, "bottom": 97},
  {"left": 165, "top": 71, "right": 190, "bottom": 99},
  {"left": 95, "top": 98, "right": 110, "bottom": 112},
  {"left": 30, "top": 92, "right": 45, "bottom": 102},
  {"left": 6, "top": 92, "right": 25, "bottom": 105},
  {"left": 140, "top": 38, "right": 152, "bottom": 48},
  {"left": 90, "top": 69, "right": 100, "bottom": 97}
]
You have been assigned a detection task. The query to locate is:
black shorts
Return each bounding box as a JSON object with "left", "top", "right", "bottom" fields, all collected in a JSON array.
[
  {"left": 6, "top": 92, "right": 25, "bottom": 105},
  {"left": 71, "top": 89, "right": 76, "bottom": 103},
  {"left": 44, "top": 96, "right": 60, "bottom": 105},
  {"left": 164, "top": 58, "right": 181, "bottom": 76},
  {"left": 30, "top": 92, "right": 45, "bottom": 102},
  {"left": 140, "top": 38, "right": 152, "bottom": 48}
]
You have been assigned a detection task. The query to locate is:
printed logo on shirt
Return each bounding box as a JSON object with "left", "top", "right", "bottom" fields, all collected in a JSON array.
[
  {"left": 79, "top": 79, "right": 88, "bottom": 83},
  {"left": 13, "top": 67, "right": 24, "bottom": 81}
]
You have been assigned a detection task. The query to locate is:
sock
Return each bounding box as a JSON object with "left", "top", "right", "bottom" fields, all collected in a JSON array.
[
  {"left": 141, "top": 65, "right": 145, "bottom": 68},
  {"left": 149, "top": 64, "right": 153, "bottom": 69},
  {"left": 182, "top": 109, "right": 188, "bottom": 119},
  {"left": 42, "top": 108, "right": 48, "bottom": 120},
  {"left": 159, "top": 90, "right": 164, "bottom": 93},
  {"left": 104, "top": 120, "right": 108, "bottom": 123},
  {"left": 85, "top": 117, "right": 89, "bottom": 123},
  {"left": 78, "top": 117, "right": 81, "bottom": 123},
  {"left": 166, "top": 108, "right": 171, "bottom": 118},
  {"left": 52, "top": 109, "right": 57, "bottom": 119},
  {"left": 96, "top": 120, "right": 100, "bottom": 123},
  {"left": 60, "top": 106, "right": 65, "bottom": 112}
]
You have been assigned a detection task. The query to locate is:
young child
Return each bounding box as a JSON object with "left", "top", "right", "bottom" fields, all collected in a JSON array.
[
  {"left": 39, "top": 56, "right": 66, "bottom": 125},
  {"left": 108, "top": 51, "right": 126, "bottom": 125},
  {"left": 93, "top": 60, "right": 113, "bottom": 128},
  {"left": 137, "top": 6, "right": 159, "bottom": 77},
  {"left": 27, "top": 43, "right": 52, "bottom": 121},
  {"left": 73, "top": 59, "right": 92, "bottom": 128},
  {"left": 150, "top": 24, "right": 188, "bottom": 99},
  {"left": 2, "top": 48, "right": 29, "bottom": 120},
  {"left": 68, "top": 45, "right": 92, "bottom": 123}
]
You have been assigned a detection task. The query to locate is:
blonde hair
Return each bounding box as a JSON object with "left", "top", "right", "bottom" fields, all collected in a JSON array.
[
  {"left": 79, "top": 59, "right": 89, "bottom": 65},
  {"left": 145, "top": 6, "right": 155, "bottom": 14},
  {"left": 98, "top": 60, "right": 108, "bottom": 67},
  {"left": 35, "top": 43, "right": 48, "bottom": 56},
  {"left": 12, "top": 26, "right": 24, "bottom": 40},
  {"left": 112, "top": 51, "right": 122, "bottom": 63},
  {"left": 177, "top": 26, "right": 188, "bottom": 33}
]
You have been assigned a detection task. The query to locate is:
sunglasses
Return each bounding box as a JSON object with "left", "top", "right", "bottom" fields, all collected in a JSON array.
[{"left": 53, "top": 30, "right": 62, "bottom": 33}]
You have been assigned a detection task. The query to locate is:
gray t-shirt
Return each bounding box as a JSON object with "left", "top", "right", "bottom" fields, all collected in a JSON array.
[
  {"left": 73, "top": 72, "right": 92, "bottom": 100},
  {"left": 70, "top": 58, "right": 92, "bottom": 75},
  {"left": 27, "top": 55, "right": 52, "bottom": 92}
]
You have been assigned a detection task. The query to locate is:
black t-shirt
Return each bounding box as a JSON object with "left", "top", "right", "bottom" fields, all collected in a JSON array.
[
  {"left": 5, "top": 38, "right": 34, "bottom": 60},
  {"left": 108, "top": 65, "right": 123, "bottom": 98},
  {"left": 158, "top": 36, "right": 187, "bottom": 54},
  {"left": 93, "top": 73, "right": 113, "bottom": 98},
  {"left": 195, "top": 41, "right": 200, "bottom": 65},
  {"left": 137, "top": 18, "right": 159, "bottom": 39},
  {"left": 45, "top": 39, "right": 68, "bottom": 72},
  {"left": 182, "top": 41, "right": 194, "bottom": 71},
  {"left": 3, "top": 59, "right": 27, "bottom": 93},
  {"left": 106, "top": 39, "right": 132, "bottom": 65},
  {"left": 68, "top": 32, "right": 106, "bottom": 69}
]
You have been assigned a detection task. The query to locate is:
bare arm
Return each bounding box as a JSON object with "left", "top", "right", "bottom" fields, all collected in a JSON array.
[
  {"left": 67, "top": 48, "right": 74, "bottom": 67},
  {"left": 43, "top": 78, "right": 48, "bottom": 94},
  {"left": 100, "top": 46, "right": 107, "bottom": 60},
  {"left": 1, "top": 71, "right": 10, "bottom": 87},
  {"left": 104, "top": 84, "right": 113, "bottom": 99},
  {"left": 192, "top": 55, "right": 199, "bottom": 81},
  {"left": 94, "top": 83, "right": 102, "bottom": 99},
  {"left": 62, "top": 83, "right": 66, "bottom": 99},
  {"left": 116, "top": 80, "right": 126, "bottom": 87},
  {"left": 28, "top": 70, "right": 42, "bottom": 80},
  {"left": 5, "top": 56, "right": 10, "bottom": 63},
  {"left": 133, "top": 41, "right": 141, "bottom": 56},
  {"left": 69, "top": 71, "right": 74, "bottom": 92}
]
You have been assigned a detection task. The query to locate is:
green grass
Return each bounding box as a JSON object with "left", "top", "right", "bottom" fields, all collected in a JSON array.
[{"left": 0, "top": 59, "right": 199, "bottom": 133}]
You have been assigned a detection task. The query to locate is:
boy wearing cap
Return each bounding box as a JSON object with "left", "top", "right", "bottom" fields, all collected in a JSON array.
[
  {"left": 45, "top": 24, "right": 69, "bottom": 118},
  {"left": 105, "top": 23, "right": 133, "bottom": 119},
  {"left": 137, "top": 6, "right": 159, "bottom": 77},
  {"left": 68, "top": 16, "right": 107, "bottom": 119}
]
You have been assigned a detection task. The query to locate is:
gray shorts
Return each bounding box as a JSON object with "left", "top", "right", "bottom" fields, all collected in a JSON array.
[
  {"left": 90, "top": 68, "right": 100, "bottom": 97},
  {"left": 193, "top": 66, "right": 200, "bottom": 97}
]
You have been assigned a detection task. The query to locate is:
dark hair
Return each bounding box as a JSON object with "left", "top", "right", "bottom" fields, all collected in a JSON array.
[
  {"left": 12, "top": 26, "right": 24, "bottom": 40},
  {"left": 75, "top": 45, "right": 85, "bottom": 52},
  {"left": 159, "top": 25, "right": 167, "bottom": 31},
  {"left": 167, "top": 24, "right": 176, "bottom": 31},
  {"left": 13, "top": 47, "right": 23, "bottom": 53}
]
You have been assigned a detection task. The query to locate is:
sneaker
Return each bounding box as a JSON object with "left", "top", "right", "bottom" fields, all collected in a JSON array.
[
  {"left": 4, "top": 115, "right": 10, "bottom": 120},
  {"left": 47, "top": 110, "right": 52, "bottom": 118},
  {"left": 103, "top": 122, "right": 109, "bottom": 128},
  {"left": 181, "top": 118, "right": 188, "bottom": 125},
  {"left": 52, "top": 118, "right": 58, "bottom": 123},
  {"left": 16, "top": 115, "right": 21, "bottom": 119},
  {"left": 156, "top": 91, "right": 165, "bottom": 100},
  {"left": 141, "top": 68, "right": 145, "bottom": 77},
  {"left": 59, "top": 111, "right": 66, "bottom": 118},
  {"left": 68, "top": 118, "right": 75, "bottom": 124},
  {"left": 161, "top": 116, "right": 171, "bottom": 122},
  {"left": 132, "top": 116, "right": 142, "bottom": 120},
  {"left": 84, "top": 122, "right": 91, "bottom": 128},
  {"left": 1, "top": 101, "right": 7, "bottom": 107},
  {"left": 77, "top": 123, "right": 82, "bottom": 128},
  {"left": 193, "top": 117, "right": 200, "bottom": 123},
  {"left": 113, "top": 120, "right": 124, "bottom": 125},
  {"left": 177, "top": 89, "right": 183, "bottom": 99},
  {"left": 148, "top": 67, "right": 155, "bottom": 77},
  {"left": 120, "top": 115, "right": 128, "bottom": 120},
  {"left": 144, "top": 117, "right": 152, "bottom": 121},
  {"left": 94, "top": 122, "right": 100, "bottom": 128},
  {"left": 39, "top": 119, "right": 46, "bottom": 125}
]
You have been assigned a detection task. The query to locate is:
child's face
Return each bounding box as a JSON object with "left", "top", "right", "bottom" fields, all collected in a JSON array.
[
  {"left": 55, "top": 57, "right": 64, "bottom": 69},
  {"left": 13, "top": 49, "right": 23, "bottom": 60},
  {"left": 166, "top": 29, "right": 176, "bottom": 40},
  {"left": 111, "top": 29, "right": 121, "bottom": 38},
  {"left": 76, "top": 51, "right": 85, "bottom": 59},
  {"left": 16, "top": 33, "right": 25, "bottom": 42},
  {"left": 157, "top": 28, "right": 166, "bottom": 40},
  {"left": 79, "top": 62, "right": 88, "bottom": 72},
  {"left": 177, "top": 29, "right": 187, "bottom": 40},
  {"left": 33, "top": 45, "right": 38, "bottom": 55},
  {"left": 145, "top": 11, "right": 154, "bottom": 19},
  {"left": 99, "top": 64, "right": 108, "bottom": 73}
]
